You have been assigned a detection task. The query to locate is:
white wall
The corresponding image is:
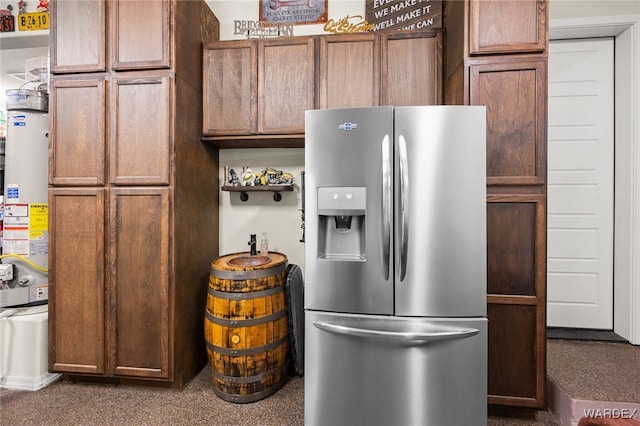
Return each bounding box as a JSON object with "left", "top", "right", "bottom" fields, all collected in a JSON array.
[
  {"left": 218, "top": 149, "right": 306, "bottom": 272},
  {"left": 550, "top": 0, "right": 640, "bottom": 19}
]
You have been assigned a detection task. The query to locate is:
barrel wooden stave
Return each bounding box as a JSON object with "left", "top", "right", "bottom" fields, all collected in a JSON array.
[{"left": 204, "top": 252, "right": 289, "bottom": 403}]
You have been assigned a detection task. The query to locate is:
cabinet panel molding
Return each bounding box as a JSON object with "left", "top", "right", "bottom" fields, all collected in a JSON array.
[
  {"left": 487, "top": 304, "right": 539, "bottom": 404},
  {"left": 470, "top": 58, "right": 547, "bottom": 186},
  {"left": 50, "top": 76, "right": 108, "bottom": 186},
  {"left": 50, "top": 0, "right": 106, "bottom": 73},
  {"left": 110, "top": 71, "right": 173, "bottom": 186},
  {"left": 319, "top": 33, "right": 380, "bottom": 109},
  {"left": 110, "top": 0, "right": 171, "bottom": 70},
  {"left": 49, "top": 189, "right": 106, "bottom": 374},
  {"left": 203, "top": 40, "right": 257, "bottom": 136},
  {"left": 469, "top": 0, "right": 547, "bottom": 55},
  {"left": 258, "top": 37, "right": 316, "bottom": 134},
  {"left": 381, "top": 31, "right": 443, "bottom": 106},
  {"left": 108, "top": 188, "right": 171, "bottom": 379},
  {"left": 486, "top": 194, "right": 546, "bottom": 409}
]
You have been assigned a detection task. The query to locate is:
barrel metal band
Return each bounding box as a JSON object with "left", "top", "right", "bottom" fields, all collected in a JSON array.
[
  {"left": 208, "top": 362, "right": 286, "bottom": 384},
  {"left": 211, "top": 373, "right": 287, "bottom": 403},
  {"left": 210, "top": 263, "right": 288, "bottom": 281},
  {"left": 207, "top": 285, "right": 283, "bottom": 300},
  {"left": 205, "top": 308, "right": 286, "bottom": 327},
  {"left": 206, "top": 335, "right": 288, "bottom": 356}
]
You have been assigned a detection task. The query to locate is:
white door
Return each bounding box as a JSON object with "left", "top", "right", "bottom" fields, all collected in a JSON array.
[{"left": 547, "top": 38, "right": 614, "bottom": 329}]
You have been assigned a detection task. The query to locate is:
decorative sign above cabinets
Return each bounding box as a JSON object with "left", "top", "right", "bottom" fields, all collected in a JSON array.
[
  {"left": 365, "top": 0, "right": 442, "bottom": 31},
  {"left": 259, "top": 0, "right": 328, "bottom": 26}
]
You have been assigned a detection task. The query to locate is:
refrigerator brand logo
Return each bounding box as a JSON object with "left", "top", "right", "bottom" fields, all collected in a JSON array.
[{"left": 338, "top": 122, "right": 358, "bottom": 131}]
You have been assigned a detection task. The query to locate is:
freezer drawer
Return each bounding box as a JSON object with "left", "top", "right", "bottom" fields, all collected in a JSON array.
[{"left": 305, "top": 311, "right": 487, "bottom": 426}]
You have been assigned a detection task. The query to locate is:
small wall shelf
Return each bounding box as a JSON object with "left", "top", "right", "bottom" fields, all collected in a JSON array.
[{"left": 222, "top": 185, "right": 293, "bottom": 202}]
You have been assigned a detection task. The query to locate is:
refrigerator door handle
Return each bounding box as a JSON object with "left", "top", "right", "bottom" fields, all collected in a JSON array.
[
  {"left": 398, "top": 135, "right": 409, "bottom": 281},
  {"left": 313, "top": 321, "right": 479, "bottom": 344},
  {"left": 381, "top": 134, "right": 392, "bottom": 280}
]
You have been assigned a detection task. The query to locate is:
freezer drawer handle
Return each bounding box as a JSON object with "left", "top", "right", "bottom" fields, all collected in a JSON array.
[{"left": 313, "top": 321, "right": 479, "bottom": 343}]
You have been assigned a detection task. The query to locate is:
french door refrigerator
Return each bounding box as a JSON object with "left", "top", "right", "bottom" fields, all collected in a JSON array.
[{"left": 304, "top": 106, "right": 488, "bottom": 426}]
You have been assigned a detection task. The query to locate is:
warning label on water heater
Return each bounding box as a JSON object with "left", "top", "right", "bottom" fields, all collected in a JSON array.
[
  {"left": 1, "top": 203, "right": 48, "bottom": 256},
  {"left": 9, "top": 114, "right": 27, "bottom": 126}
]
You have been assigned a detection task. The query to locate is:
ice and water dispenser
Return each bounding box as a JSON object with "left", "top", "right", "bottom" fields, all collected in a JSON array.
[{"left": 316, "top": 187, "right": 366, "bottom": 261}]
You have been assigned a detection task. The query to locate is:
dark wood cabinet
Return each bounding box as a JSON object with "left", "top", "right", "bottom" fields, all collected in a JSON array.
[
  {"left": 50, "top": 0, "right": 171, "bottom": 73},
  {"left": 258, "top": 37, "right": 316, "bottom": 134},
  {"left": 486, "top": 194, "right": 546, "bottom": 408},
  {"left": 110, "top": 71, "right": 172, "bottom": 185},
  {"left": 202, "top": 37, "right": 315, "bottom": 145},
  {"left": 108, "top": 188, "right": 171, "bottom": 379},
  {"left": 51, "top": 0, "right": 216, "bottom": 78},
  {"left": 444, "top": 0, "right": 548, "bottom": 411},
  {"left": 48, "top": 0, "right": 220, "bottom": 388},
  {"left": 50, "top": 0, "right": 107, "bottom": 73},
  {"left": 49, "top": 76, "right": 107, "bottom": 186},
  {"left": 469, "top": 0, "right": 547, "bottom": 55},
  {"left": 319, "top": 33, "right": 379, "bottom": 109},
  {"left": 202, "top": 30, "right": 443, "bottom": 147},
  {"left": 109, "top": 0, "right": 171, "bottom": 70},
  {"left": 49, "top": 188, "right": 106, "bottom": 375},
  {"left": 469, "top": 58, "right": 547, "bottom": 186},
  {"left": 202, "top": 40, "right": 256, "bottom": 136},
  {"left": 381, "top": 31, "right": 443, "bottom": 106}
]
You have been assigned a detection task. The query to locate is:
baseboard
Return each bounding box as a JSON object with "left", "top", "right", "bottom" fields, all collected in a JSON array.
[
  {"left": 547, "top": 328, "right": 628, "bottom": 342},
  {"left": 0, "top": 372, "right": 61, "bottom": 391}
]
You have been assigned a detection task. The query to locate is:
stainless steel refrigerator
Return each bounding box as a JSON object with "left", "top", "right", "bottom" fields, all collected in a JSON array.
[{"left": 304, "top": 106, "right": 488, "bottom": 426}]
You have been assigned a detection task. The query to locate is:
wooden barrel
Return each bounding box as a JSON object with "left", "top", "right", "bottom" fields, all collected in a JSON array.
[{"left": 204, "top": 251, "right": 289, "bottom": 403}]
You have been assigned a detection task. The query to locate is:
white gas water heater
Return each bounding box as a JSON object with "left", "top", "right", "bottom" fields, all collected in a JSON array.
[{"left": 0, "top": 89, "right": 49, "bottom": 308}]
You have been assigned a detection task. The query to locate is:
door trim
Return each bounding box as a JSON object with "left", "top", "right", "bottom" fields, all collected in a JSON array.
[{"left": 550, "top": 15, "right": 640, "bottom": 344}]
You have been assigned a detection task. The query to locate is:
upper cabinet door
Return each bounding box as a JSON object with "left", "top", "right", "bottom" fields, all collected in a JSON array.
[
  {"left": 469, "top": 58, "right": 547, "bottom": 186},
  {"left": 49, "top": 76, "right": 107, "bottom": 186},
  {"left": 110, "top": 71, "right": 172, "bottom": 186},
  {"left": 110, "top": 0, "right": 171, "bottom": 70},
  {"left": 469, "top": 0, "right": 547, "bottom": 54},
  {"left": 319, "top": 34, "right": 380, "bottom": 109},
  {"left": 381, "top": 31, "right": 443, "bottom": 106},
  {"left": 258, "top": 37, "right": 316, "bottom": 134},
  {"left": 203, "top": 40, "right": 257, "bottom": 136},
  {"left": 50, "top": 0, "right": 106, "bottom": 73}
]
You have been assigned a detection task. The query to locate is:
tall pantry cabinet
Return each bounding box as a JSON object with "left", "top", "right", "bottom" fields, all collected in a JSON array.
[
  {"left": 444, "top": 0, "right": 548, "bottom": 411},
  {"left": 48, "top": 0, "right": 220, "bottom": 388}
]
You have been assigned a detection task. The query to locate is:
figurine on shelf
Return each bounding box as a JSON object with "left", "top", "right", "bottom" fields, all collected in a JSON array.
[
  {"left": 242, "top": 167, "right": 255, "bottom": 186},
  {"left": 254, "top": 167, "right": 295, "bottom": 186},
  {"left": 228, "top": 168, "right": 240, "bottom": 186}
]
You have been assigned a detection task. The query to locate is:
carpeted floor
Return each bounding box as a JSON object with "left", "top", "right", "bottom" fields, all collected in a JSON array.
[
  {"left": 2, "top": 339, "right": 637, "bottom": 426},
  {"left": 547, "top": 339, "right": 640, "bottom": 403}
]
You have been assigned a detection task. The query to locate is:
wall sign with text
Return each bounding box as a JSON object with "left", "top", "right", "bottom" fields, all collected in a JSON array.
[
  {"left": 365, "top": 0, "right": 442, "bottom": 31},
  {"left": 259, "top": 0, "right": 328, "bottom": 26}
]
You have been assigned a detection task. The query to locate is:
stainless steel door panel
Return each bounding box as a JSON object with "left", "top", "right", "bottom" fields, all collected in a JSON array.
[
  {"left": 305, "top": 311, "right": 488, "bottom": 426},
  {"left": 394, "top": 106, "right": 487, "bottom": 317},
  {"left": 305, "top": 107, "right": 394, "bottom": 314}
]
